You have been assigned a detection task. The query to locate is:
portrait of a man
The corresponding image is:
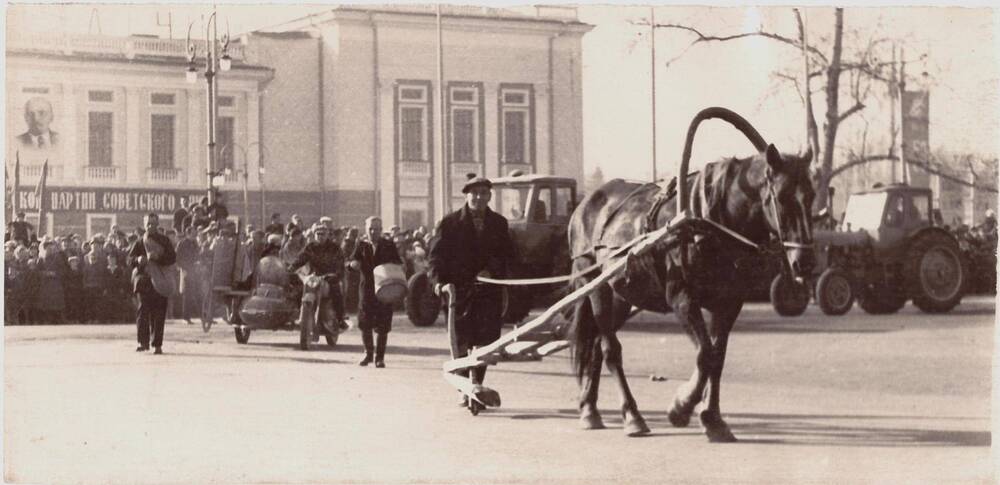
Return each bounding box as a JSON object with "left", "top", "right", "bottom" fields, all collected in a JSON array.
[{"left": 16, "top": 96, "right": 60, "bottom": 150}]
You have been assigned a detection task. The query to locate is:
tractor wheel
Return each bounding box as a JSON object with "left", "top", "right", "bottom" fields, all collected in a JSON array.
[
  {"left": 904, "top": 231, "right": 966, "bottom": 313},
  {"left": 770, "top": 273, "right": 810, "bottom": 317},
  {"left": 815, "top": 268, "right": 854, "bottom": 316},
  {"left": 234, "top": 327, "right": 251, "bottom": 344},
  {"left": 406, "top": 272, "right": 441, "bottom": 327},
  {"left": 857, "top": 284, "right": 906, "bottom": 315}
]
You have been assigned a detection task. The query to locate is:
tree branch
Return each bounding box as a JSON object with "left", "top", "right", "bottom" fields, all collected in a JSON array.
[
  {"left": 829, "top": 154, "right": 998, "bottom": 192},
  {"left": 836, "top": 101, "right": 865, "bottom": 124},
  {"left": 653, "top": 22, "right": 830, "bottom": 66}
]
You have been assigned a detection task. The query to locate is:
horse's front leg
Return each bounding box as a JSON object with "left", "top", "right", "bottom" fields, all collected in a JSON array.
[
  {"left": 593, "top": 286, "right": 650, "bottom": 437},
  {"left": 699, "top": 302, "right": 742, "bottom": 443},
  {"left": 665, "top": 287, "right": 712, "bottom": 429}
]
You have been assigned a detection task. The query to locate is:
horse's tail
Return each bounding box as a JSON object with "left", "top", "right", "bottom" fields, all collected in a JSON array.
[
  {"left": 678, "top": 107, "right": 768, "bottom": 213},
  {"left": 568, "top": 257, "right": 599, "bottom": 382}
]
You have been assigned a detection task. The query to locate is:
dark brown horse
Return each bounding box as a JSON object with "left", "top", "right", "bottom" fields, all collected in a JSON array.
[{"left": 568, "top": 107, "right": 815, "bottom": 441}]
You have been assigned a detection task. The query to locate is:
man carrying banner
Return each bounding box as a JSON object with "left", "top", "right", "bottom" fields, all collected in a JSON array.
[{"left": 128, "top": 213, "right": 177, "bottom": 354}]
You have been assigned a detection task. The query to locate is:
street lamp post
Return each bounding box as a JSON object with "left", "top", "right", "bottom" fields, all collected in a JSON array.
[{"left": 186, "top": 11, "right": 232, "bottom": 206}]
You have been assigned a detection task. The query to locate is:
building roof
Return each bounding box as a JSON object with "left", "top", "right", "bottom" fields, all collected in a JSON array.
[{"left": 258, "top": 4, "right": 591, "bottom": 34}]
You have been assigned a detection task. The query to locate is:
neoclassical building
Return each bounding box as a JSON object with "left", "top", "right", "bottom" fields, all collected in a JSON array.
[{"left": 5, "top": 5, "right": 591, "bottom": 236}]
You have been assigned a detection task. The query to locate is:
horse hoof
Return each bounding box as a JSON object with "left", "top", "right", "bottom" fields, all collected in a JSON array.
[
  {"left": 667, "top": 407, "right": 691, "bottom": 428},
  {"left": 700, "top": 411, "right": 737, "bottom": 443},
  {"left": 624, "top": 414, "right": 651, "bottom": 437},
  {"left": 579, "top": 411, "right": 605, "bottom": 430}
]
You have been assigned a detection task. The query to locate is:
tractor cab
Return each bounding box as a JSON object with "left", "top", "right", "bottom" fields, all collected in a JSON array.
[{"left": 841, "top": 183, "right": 933, "bottom": 253}]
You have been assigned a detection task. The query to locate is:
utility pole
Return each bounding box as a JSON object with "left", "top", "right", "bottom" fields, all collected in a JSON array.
[
  {"left": 650, "top": 6, "right": 657, "bottom": 181},
  {"left": 889, "top": 43, "right": 898, "bottom": 184},
  {"left": 435, "top": 4, "right": 447, "bottom": 220},
  {"left": 899, "top": 46, "right": 908, "bottom": 185}
]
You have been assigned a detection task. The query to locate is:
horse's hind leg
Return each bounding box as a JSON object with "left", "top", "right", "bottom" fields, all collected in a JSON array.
[
  {"left": 593, "top": 286, "right": 649, "bottom": 437},
  {"left": 574, "top": 293, "right": 605, "bottom": 430},
  {"left": 699, "top": 302, "right": 742, "bottom": 443}
]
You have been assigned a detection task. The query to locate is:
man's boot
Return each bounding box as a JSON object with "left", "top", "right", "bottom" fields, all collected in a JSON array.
[
  {"left": 359, "top": 330, "right": 374, "bottom": 366},
  {"left": 374, "top": 332, "right": 388, "bottom": 368}
]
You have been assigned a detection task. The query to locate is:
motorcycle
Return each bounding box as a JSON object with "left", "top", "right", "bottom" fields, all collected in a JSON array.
[{"left": 227, "top": 254, "right": 346, "bottom": 350}]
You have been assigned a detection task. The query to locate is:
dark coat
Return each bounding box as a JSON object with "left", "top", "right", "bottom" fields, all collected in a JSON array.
[
  {"left": 127, "top": 232, "right": 177, "bottom": 295},
  {"left": 428, "top": 205, "right": 514, "bottom": 289},
  {"left": 350, "top": 237, "right": 403, "bottom": 311}
]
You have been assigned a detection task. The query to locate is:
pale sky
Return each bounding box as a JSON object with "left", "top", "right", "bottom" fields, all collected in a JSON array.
[{"left": 7, "top": 3, "right": 999, "bottom": 182}]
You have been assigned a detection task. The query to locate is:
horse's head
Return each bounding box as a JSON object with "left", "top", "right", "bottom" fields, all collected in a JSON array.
[{"left": 757, "top": 145, "right": 815, "bottom": 280}]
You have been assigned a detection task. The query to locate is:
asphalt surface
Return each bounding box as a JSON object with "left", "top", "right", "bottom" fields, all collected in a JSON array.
[{"left": 4, "top": 296, "right": 996, "bottom": 484}]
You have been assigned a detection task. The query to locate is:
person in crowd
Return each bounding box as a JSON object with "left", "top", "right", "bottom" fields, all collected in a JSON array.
[
  {"left": 64, "top": 256, "right": 85, "bottom": 323},
  {"left": 285, "top": 214, "right": 303, "bottom": 236},
  {"left": 82, "top": 250, "right": 108, "bottom": 323},
  {"left": 288, "top": 223, "right": 347, "bottom": 332},
  {"left": 36, "top": 240, "right": 69, "bottom": 324},
  {"left": 7, "top": 211, "right": 35, "bottom": 246},
  {"left": 175, "top": 226, "right": 201, "bottom": 324},
  {"left": 208, "top": 192, "right": 230, "bottom": 223},
  {"left": 173, "top": 205, "right": 189, "bottom": 234},
  {"left": 341, "top": 227, "right": 361, "bottom": 314},
  {"left": 128, "top": 213, "right": 177, "bottom": 354},
  {"left": 280, "top": 227, "right": 307, "bottom": 266},
  {"left": 265, "top": 213, "right": 285, "bottom": 237},
  {"left": 428, "top": 174, "right": 515, "bottom": 404},
  {"left": 348, "top": 216, "right": 403, "bottom": 368}
]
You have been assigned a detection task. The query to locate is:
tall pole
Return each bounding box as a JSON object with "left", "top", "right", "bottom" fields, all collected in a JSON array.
[
  {"left": 435, "top": 4, "right": 447, "bottom": 219},
  {"left": 255, "top": 143, "right": 266, "bottom": 228},
  {"left": 889, "top": 44, "right": 897, "bottom": 183},
  {"left": 650, "top": 6, "right": 657, "bottom": 181},
  {"left": 899, "top": 46, "right": 908, "bottom": 185},
  {"left": 204, "top": 12, "right": 219, "bottom": 206}
]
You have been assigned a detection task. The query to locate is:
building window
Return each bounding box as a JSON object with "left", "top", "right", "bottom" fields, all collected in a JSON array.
[
  {"left": 218, "top": 116, "right": 235, "bottom": 171},
  {"left": 499, "top": 84, "right": 534, "bottom": 166},
  {"left": 88, "top": 90, "right": 113, "bottom": 103},
  {"left": 150, "top": 93, "right": 176, "bottom": 106},
  {"left": 150, "top": 114, "right": 175, "bottom": 168},
  {"left": 218, "top": 96, "right": 235, "bottom": 108},
  {"left": 397, "top": 83, "right": 430, "bottom": 162},
  {"left": 88, "top": 112, "right": 113, "bottom": 167},
  {"left": 447, "top": 84, "right": 482, "bottom": 163}
]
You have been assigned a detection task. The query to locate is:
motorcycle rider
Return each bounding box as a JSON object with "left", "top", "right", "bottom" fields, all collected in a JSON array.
[{"left": 288, "top": 223, "right": 347, "bottom": 332}]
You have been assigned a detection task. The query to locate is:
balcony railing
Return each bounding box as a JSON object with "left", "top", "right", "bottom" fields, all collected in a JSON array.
[
  {"left": 147, "top": 167, "right": 183, "bottom": 182},
  {"left": 19, "top": 164, "right": 63, "bottom": 181},
  {"left": 7, "top": 33, "right": 246, "bottom": 61},
  {"left": 85, "top": 166, "right": 120, "bottom": 181}
]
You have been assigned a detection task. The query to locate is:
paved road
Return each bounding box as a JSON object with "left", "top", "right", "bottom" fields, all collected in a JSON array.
[{"left": 4, "top": 297, "right": 996, "bottom": 484}]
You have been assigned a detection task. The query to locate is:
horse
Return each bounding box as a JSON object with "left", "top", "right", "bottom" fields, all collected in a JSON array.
[{"left": 567, "top": 107, "right": 815, "bottom": 442}]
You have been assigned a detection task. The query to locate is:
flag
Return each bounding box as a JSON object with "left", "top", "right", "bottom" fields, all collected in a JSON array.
[
  {"left": 13, "top": 152, "right": 21, "bottom": 216},
  {"left": 34, "top": 159, "right": 48, "bottom": 215}
]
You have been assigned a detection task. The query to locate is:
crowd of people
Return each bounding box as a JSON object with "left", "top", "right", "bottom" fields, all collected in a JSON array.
[{"left": 4, "top": 200, "right": 439, "bottom": 327}]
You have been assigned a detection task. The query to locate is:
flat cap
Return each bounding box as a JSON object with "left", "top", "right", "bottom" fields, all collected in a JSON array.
[{"left": 462, "top": 173, "right": 492, "bottom": 193}]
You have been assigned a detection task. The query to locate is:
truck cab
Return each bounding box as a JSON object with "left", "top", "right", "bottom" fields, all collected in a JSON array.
[{"left": 489, "top": 173, "right": 577, "bottom": 276}]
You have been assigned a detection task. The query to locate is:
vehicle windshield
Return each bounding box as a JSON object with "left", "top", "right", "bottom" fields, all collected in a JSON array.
[
  {"left": 494, "top": 186, "right": 530, "bottom": 220},
  {"left": 842, "top": 192, "right": 888, "bottom": 232}
]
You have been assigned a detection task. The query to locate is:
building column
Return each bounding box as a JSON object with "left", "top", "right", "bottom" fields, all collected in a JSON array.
[{"left": 124, "top": 87, "right": 143, "bottom": 184}]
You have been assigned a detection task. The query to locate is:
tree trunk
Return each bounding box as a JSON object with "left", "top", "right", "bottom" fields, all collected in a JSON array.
[
  {"left": 816, "top": 8, "right": 845, "bottom": 212},
  {"left": 795, "top": 10, "right": 821, "bottom": 163}
]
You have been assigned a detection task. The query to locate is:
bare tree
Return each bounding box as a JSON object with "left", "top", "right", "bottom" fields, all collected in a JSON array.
[{"left": 655, "top": 8, "right": 906, "bottom": 210}]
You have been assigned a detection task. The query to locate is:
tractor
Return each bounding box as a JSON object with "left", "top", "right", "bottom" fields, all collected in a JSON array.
[
  {"left": 809, "top": 183, "right": 967, "bottom": 316},
  {"left": 405, "top": 173, "right": 578, "bottom": 327}
]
